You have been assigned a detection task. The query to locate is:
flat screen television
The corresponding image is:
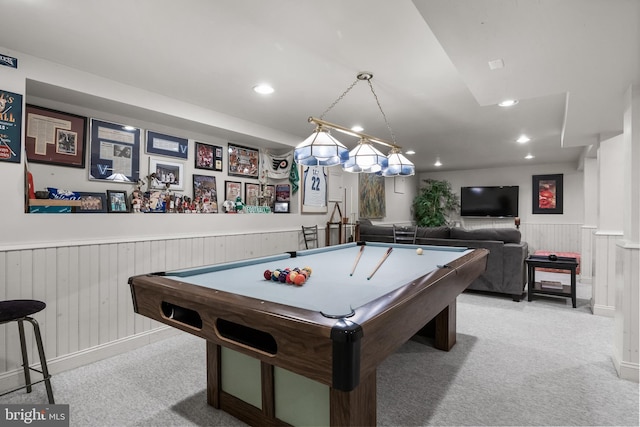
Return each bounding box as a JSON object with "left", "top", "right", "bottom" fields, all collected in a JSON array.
[{"left": 460, "top": 186, "right": 519, "bottom": 217}]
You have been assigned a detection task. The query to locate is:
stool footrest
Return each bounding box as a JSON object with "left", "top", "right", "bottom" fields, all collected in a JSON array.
[{"left": 0, "top": 376, "right": 51, "bottom": 398}]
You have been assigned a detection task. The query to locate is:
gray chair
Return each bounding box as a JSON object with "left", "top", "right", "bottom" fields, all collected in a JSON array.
[
  {"left": 301, "top": 225, "right": 319, "bottom": 249},
  {"left": 393, "top": 224, "right": 417, "bottom": 244},
  {"left": 0, "top": 299, "right": 54, "bottom": 403}
]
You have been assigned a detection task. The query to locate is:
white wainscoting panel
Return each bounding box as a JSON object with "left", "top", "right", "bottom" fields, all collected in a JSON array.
[
  {"left": 592, "top": 231, "right": 623, "bottom": 317},
  {"left": 580, "top": 225, "right": 597, "bottom": 283},
  {"left": 519, "top": 223, "right": 582, "bottom": 254},
  {"left": 461, "top": 221, "right": 582, "bottom": 255},
  {"left": 613, "top": 242, "right": 640, "bottom": 382},
  {"left": 0, "top": 229, "right": 303, "bottom": 393}
]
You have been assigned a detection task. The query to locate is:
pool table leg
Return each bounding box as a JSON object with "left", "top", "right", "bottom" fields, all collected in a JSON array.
[
  {"left": 434, "top": 300, "right": 456, "bottom": 351},
  {"left": 206, "top": 341, "right": 221, "bottom": 409},
  {"left": 330, "top": 370, "right": 376, "bottom": 426}
]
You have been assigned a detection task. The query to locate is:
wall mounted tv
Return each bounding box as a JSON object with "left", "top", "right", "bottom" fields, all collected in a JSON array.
[{"left": 460, "top": 186, "right": 519, "bottom": 217}]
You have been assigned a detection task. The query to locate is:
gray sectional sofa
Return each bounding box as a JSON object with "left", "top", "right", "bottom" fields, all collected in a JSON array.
[{"left": 358, "top": 220, "right": 529, "bottom": 301}]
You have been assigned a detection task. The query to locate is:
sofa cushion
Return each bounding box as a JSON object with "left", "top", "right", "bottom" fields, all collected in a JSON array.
[
  {"left": 416, "top": 226, "right": 450, "bottom": 239},
  {"left": 450, "top": 228, "right": 521, "bottom": 244}
]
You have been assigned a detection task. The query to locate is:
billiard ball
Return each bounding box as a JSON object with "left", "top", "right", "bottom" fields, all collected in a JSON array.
[
  {"left": 294, "top": 274, "right": 306, "bottom": 286},
  {"left": 303, "top": 266, "right": 312, "bottom": 276},
  {"left": 263, "top": 270, "right": 272, "bottom": 280},
  {"left": 416, "top": 248, "right": 423, "bottom": 255}
]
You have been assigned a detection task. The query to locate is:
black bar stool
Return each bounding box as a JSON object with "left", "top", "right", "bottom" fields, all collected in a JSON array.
[{"left": 0, "top": 300, "right": 54, "bottom": 403}]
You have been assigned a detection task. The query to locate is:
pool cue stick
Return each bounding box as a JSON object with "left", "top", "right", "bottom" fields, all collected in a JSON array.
[
  {"left": 350, "top": 245, "right": 365, "bottom": 276},
  {"left": 367, "top": 247, "right": 393, "bottom": 280}
]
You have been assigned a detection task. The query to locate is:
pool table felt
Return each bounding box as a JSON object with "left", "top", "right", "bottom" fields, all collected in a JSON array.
[{"left": 166, "top": 242, "right": 472, "bottom": 318}]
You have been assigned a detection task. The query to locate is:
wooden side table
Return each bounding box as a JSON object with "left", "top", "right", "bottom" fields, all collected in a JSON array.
[{"left": 525, "top": 255, "right": 578, "bottom": 308}]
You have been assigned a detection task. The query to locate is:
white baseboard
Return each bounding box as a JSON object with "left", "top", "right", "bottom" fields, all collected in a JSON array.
[
  {"left": 612, "top": 353, "right": 640, "bottom": 383},
  {"left": 591, "top": 302, "right": 615, "bottom": 317},
  {"left": 0, "top": 326, "right": 178, "bottom": 395}
]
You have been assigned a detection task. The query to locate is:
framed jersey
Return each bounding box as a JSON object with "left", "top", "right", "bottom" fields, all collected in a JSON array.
[{"left": 301, "top": 165, "right": 328, "bottom": 213}]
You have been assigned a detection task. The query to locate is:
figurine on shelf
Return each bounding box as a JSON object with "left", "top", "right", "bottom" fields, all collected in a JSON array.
[
  {"left": 130, "top": 190, "right": 142, "bottom": 213},
  {"left": 235, "top": 195, "right": 244, "bottom": 212},
  {"left": 222, "top": 200, "right": 235, "bottom": 213}
]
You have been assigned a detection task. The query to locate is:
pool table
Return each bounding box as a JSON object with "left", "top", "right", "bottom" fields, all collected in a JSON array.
[{"left": 129, "top": 242, "right": 488, "bottom": 426}]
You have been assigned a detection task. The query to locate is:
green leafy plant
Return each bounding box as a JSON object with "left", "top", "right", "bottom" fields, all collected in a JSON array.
[{"left": 412, "top": 179, "right": 460, "bottom": 227}]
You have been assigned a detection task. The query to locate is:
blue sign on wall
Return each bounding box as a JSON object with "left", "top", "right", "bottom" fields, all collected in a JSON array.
[
  {"left": 0, "top": 53, "right": 18, "bottom": 69},
  {"left": 0, "top": 89, "right": 22, "bottom": 163}
]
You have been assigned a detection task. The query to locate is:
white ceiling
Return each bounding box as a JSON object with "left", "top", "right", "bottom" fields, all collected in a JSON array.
[{"left": 1, "top": 0, "right": 637, "bottom": 172}]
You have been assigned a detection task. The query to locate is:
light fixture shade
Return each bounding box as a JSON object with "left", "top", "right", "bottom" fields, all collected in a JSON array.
[
  {"left": 342, "top": 139, "right": 388, "bottom": 173},
  {"left": 382, "top": 151, "right": 415, "bottom": 176},
  {"left": 294, "top": 127, "right": 349, "bottom": 166}
]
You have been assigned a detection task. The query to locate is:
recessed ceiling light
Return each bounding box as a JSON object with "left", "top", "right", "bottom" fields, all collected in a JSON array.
[
  {"left": 488, "top": 59, "right": 505, "bottom": 70},
  {"left": 123, "top": 125, "right": 136, "bottom": 131},
  {"left": 351, "top": 125, "right": 364, "bottom": 132},
  {"left": 517, "top": 135, "right": 531, "bottom": 143},
  {"left": 405, "top": 150, "right": 415, "bottom": 155},
  {"left": 525, "top": 154, "right": 535, "bottom": 159},
  {"left": 498, "top": 99, "right": 519, "bottom": 107},
  {"left": 434, "top": 159, "right": 442, "bottom": 167},
  {"left": 253, "top": 84, "right": 274, "bottom": 95}
]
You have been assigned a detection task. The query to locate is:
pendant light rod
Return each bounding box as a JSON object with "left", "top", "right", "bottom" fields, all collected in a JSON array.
[{"left": 308, "top": 117, "right": 397, "bottom": 150}]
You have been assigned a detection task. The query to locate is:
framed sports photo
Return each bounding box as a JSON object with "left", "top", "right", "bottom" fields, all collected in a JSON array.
[
  {"left": 225, "top": 180, "right": 241, "bottom": 201},
  {"left": 228, "top": 143, "right": 259, "bottom": 179},
  {"left": 195, "top": 141, "right": 223, "bottom": 171},
  {"left": 106, "top": 190, "right": 129, "bottom": 213},
  {"left": 89, "top": 119, "right": 140, "bottom": 183},
  {"left": 193, "top": 174, "right": 218, "bottom": 213},
  {"left": 149, "top": 157, "right": 184, "bottom": 191},
  {"left": 26, "top": 105, "right": 87, "bottom": 168},
  {"left": 274, "top": 201, "right": 289, "bottom": 213},
  {"left": 76, "top": 192, "right": 107, "bottom": 213},
  {"left": 244, "top": 182, "right": 261, "bottom": 206},
  {"left": 146, "top": 130, "right": 188, "bottom": 159}
]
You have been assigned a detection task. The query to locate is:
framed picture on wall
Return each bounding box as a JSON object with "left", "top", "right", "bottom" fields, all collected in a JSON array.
[
  {"left": 228, "top": 143, "right": 259, "bottom": 179},
  {"left": 149, "top": 157, "right": 184, "bottom": 191},
  {"left": 225, "top": 180, "right": 242, "bottom": 201},
  {"left": 146, "top": 130, "right": 188, "bottom": 159},
  {"left": 359, "top": 173, "right": 385, "bottom": 219},
  {"left": 76, "top": 192, "right": 107, "bottom": 213},
  {"left": 532, "top": 173, "right": 563, "bottom": 214},
  {"left": 244, "top": 182, "right": 261, "bottom": 206},
  {"left": 89, "top": 119, "right": 141, "bottom": 183},
  {"left": 25, "top": 105, "right": 87, "bottom": 168},
  {"left": 274, "top": 184, "right": 291, "bottom": 213},
  {"left": 106, "top": 189, "right": 130, "bottom": 213},
  {"left": 193, "top": 174, "right": 218, "bottom": 213},
  {"left": 300, "top": 165, "right": 328, "bottom": 213},
  {"left": 195, "top": 141, "right": 223, "bottom": 171}
]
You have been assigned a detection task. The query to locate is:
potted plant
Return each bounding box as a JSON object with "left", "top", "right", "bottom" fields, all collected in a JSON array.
[{"left": 412, "top": 179, "right": 460, "bottom": 227}]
